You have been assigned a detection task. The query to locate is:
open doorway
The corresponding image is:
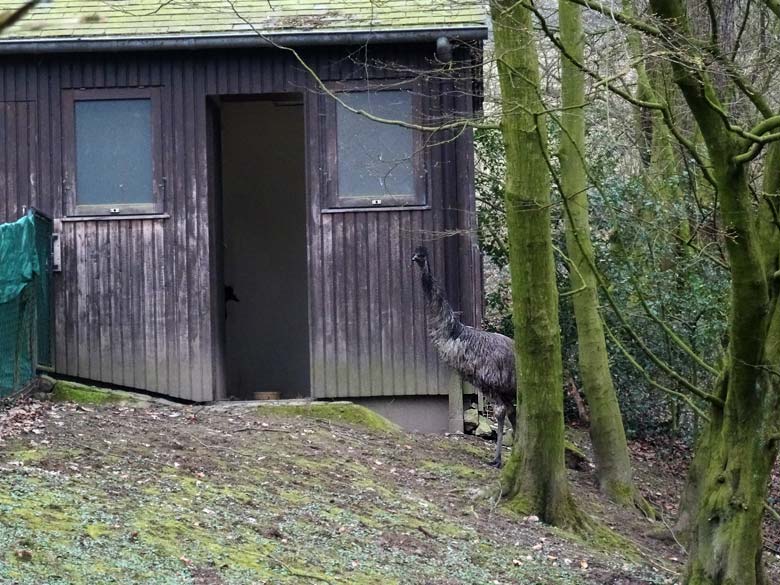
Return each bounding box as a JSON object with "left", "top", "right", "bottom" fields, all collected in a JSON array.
[{"left": 218, "top": 94, "right": 310, "bottom": 400}]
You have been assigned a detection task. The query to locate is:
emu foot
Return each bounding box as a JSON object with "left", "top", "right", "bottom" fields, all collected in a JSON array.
[{"left": 488, "top": 458, "right": 503, "bottom": 468}]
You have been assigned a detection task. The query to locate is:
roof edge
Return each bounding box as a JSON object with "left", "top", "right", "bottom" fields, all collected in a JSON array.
[{"left": 0, "top": 26, "right": 488, "bottom": 54}]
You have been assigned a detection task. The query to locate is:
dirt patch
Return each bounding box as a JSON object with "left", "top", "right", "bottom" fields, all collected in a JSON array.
[{"left": 0, "top": 395, "right": 774, "bottom": 584}]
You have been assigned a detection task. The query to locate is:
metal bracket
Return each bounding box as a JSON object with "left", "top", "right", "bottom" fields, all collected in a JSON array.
[{"left": 51, "top": 233, "right": 62, "bottom": 272}]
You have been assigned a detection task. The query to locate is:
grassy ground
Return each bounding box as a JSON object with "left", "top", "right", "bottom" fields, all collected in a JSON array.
[{"left": 0, "top": 386, "right": 765, "bottom": 584}]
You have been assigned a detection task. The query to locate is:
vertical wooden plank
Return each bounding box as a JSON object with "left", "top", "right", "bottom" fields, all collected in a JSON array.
[
  {"left": 97, "top": 222, "right": 112, "bottom": 383},
  {"left": 398, "top": 211, "right": 415, "bottom": 396},
  {"left": 16, "top": 101, "right": 29, "bottom": 216},
  {"left": 120, "top": 222, "right": 134, "bottom": 386},
  {"left": 142, "top": 221, "right": 157, "bottom": 391},
  {"left": 150, "top": 56, "right": 162, "bottom": 87},
  {"left": 5, "top": 62, "right": 16, "bottom": 101},
  {"left": 127, "top": 55, "right": 139, "bottom": 87},
  {"left": 205, "top": 56, "right": 218, "bottom": 96},
  {"left": 50, "top": 62, "right": 64, "bottom": 219},
  {"left": 390, "top": 212, "right": 406, "bottom": 395},
  {"left": 160, "top": 58, "right": 180, "bottom": 398},
  {"left": 36, "top": 63, "right": 49, "bottom": 214},
  {"left": 87, "top": 222, "right": 100, "bottom": 379},
  {"left": 62, "top": 224, "right": 77, "bottom": 376},
  {"left": 108, "top": 221, "right": 123, "bottom": 386},
  {"left": 367, "top": 212, "right": 383, "bottom": 394},
  {"left": 333, "top": 215, "right": 348, "bottom": 397},
  {"left": 17, "top": 101, "right": 28, "bottom": 215},
  {"left": 83, "top": 58, "right": 95, "bottom": 89},
  {"left": 321, "top": 212, "right": 336, "bottom": 397},
  {"left": 153, "top": 223, "right": 168, "bottom": 395},
  {"left": 22, "top": 62, "right": 32, "bottom": 103},
  {"left": 343, "top": 213, "right": 359, "bottom": 397},
  {"left": 183, "top": 59, "right": 203, "bottom": 400},
  {"left": 420, "top": 183, "right": 436, "bottom": 395},
  {"left": 105, "top": 59, "right": 117, "bottom": 88},
  {"left": 173, "top": 60, "right": 191, "bottom": 399},
  {"left": 0, "top": 104, "right": 7, "bottom": 222},
  {"left": 133, "top": 220, "right": 148, "bottom": 389},
  {"left": 259, "top": 52, "right": 272, "bottom": 94},
  {"left": 355, "top": 214, "right": 370, "bottom": 396},
  {"left": 6, "top": 103, "right": 18, "bottom": 218},
  {"left": 304, "top": 91, "right": 322, "bottom": 398},
  {"left": 409, "top": 209, "right": 426, "bottom": 394},
  {"left": 379, "top": 213, "right": 395, "bottom": 396},
  {"left": 74, "top": 224, "right": 88, "bottom": 377},
  {"left": 205, "top": 98, "right": 224, "bottom": 400},
  {"left": 194, "top": 61, "right": 213, "bottom": 400}
]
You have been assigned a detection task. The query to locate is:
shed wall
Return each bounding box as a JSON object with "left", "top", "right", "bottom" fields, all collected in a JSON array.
[{"left": 0, "top": 46, "right": 481, "bottom": 401}]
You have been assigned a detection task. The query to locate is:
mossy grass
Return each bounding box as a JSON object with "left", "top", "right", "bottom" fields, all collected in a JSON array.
[
  {"left": 421, "top": 460, "right": 492, "bottom": 481},
  {"left": 256, "top": 402, "right": 400, "bottom": 433},
  {"left": 51, "top": 380, "right": 136, "bottom": 405}
]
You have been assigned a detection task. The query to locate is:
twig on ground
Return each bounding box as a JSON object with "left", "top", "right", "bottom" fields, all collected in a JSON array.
[
  {"left": 417, "top": 525, "right": 436, "bottom": 538},
  {"left": 232, "top": 426, "right": 293, "bottom": 433},
  {"left": 659, "top": 510, "right": 688, "bottom": 556}
]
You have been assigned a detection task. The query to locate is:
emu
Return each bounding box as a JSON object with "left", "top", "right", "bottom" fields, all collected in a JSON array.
[{"left": 412, "top": 246, "right": 517, "bottom": 466}]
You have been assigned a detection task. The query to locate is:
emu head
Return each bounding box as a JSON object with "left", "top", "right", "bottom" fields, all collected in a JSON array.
[{"left": 411, "top": 246, "right": 429, "bottom": 268}]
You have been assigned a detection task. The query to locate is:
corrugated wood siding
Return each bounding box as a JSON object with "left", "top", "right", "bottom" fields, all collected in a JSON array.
[
  {"left": 0, "top": 46, "right": 480, "bottom": 401},
  {"left": 306, "top": 52, "right": 475, "bottom": 399}
]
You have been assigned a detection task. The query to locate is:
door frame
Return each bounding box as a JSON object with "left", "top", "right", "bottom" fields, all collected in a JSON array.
[{"left": 206, "top": 92, "right": 312, "bottom": 401}]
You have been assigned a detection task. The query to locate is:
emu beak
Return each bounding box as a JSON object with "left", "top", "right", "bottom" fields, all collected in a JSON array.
[{"left": 411, "top": 254, "right": 419, "bottom": 265}]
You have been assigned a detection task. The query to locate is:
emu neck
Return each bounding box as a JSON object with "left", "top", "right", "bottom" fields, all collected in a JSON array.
[{"left": 419, "top": 261, "right": 461, "bottom": 339}]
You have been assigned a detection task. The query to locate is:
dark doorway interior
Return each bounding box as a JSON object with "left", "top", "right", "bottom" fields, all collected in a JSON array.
[{"left": 219, "top": 94, "right": 310, "bottom": 399}]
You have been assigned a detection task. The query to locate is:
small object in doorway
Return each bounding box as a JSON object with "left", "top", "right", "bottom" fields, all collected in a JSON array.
[
  {"left": 255, "top": 391, "right": 281, "bottom": 401},
  {"left": 225, "top": 285, "right": 240, "bottom": 303},
  {"left": 224, "top": 285, "right": 240, "bottom": 319}
]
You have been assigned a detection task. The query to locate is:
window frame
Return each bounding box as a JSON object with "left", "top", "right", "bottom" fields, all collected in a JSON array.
[
  {"left": 323, "top": 80, "right": 429, "bottom": 211},
  {"left": 63, "top": 87, "right": 164, "bottom": 217}
]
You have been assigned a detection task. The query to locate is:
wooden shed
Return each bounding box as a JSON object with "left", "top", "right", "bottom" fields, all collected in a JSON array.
[{"left": 0, "top": 0, "right": 486, "bottom": 431}]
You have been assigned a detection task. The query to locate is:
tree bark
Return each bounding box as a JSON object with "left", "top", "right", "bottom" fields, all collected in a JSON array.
[
  {"left": 558, "top": 0, "right": 653, "bottom": 517},
  {"left": 491, "top": 0, "right": 586, "bottom": 529}
]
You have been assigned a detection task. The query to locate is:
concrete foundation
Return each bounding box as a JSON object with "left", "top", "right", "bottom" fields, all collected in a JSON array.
[{"left": 353, "top": 396, "right": 450, "bottom": 434}]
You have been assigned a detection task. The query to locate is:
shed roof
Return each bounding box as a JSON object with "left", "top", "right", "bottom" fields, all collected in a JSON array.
[{"left": 0, "top": 0, "right": 487, "bottom": 45}]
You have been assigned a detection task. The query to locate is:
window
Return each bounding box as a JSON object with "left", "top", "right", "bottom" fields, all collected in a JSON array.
[
  {"left": 63, "top": 88, "right": 163, "bottom": 216},
  {"left": 326, "top": 86, "right": 427, "bottom": 209}
]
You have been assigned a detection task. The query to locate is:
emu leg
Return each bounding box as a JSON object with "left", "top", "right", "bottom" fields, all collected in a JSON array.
[
  {"left": 507, "top": 402, "right": 517, "bottom": 434},
  {"left": 490, "top": 403, "right": 507, "bottom": 467}
]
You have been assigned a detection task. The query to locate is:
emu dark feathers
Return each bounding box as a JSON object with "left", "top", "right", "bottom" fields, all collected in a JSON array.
[{"left": 412, "top": 246, "right": 517, "bottom": 466}]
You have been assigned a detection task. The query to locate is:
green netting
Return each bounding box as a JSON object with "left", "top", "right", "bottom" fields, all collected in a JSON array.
[{"left": 0, "top": 211, "right": 49, "bottom": 397}]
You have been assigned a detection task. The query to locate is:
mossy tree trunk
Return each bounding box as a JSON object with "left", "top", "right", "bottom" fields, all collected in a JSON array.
[
  {"left": 491, "top": 0, "right": 585, "bottom": 529},
  {"left": 644, "top": 0, "right": 780, "bottom": 581},
  {"left": 558, "top": 0, "right": 652, "bottom": 517}
]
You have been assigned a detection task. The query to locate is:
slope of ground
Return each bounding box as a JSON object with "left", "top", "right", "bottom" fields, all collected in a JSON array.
[{"left": 0, "top": 389, "right": 773, "bottom": 585}]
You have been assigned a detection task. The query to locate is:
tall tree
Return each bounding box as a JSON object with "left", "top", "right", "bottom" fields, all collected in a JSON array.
[
  {"left": 558, "top": 0, "right": 652, "bottom": 516},
  {"left": 491, "top": 0, "right": 586, "bottom": 528}
]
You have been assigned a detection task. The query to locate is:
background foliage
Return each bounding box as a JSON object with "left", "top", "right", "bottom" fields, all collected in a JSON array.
[{"left": 475, "top": 111, "right": 730, "bottom": 440}]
